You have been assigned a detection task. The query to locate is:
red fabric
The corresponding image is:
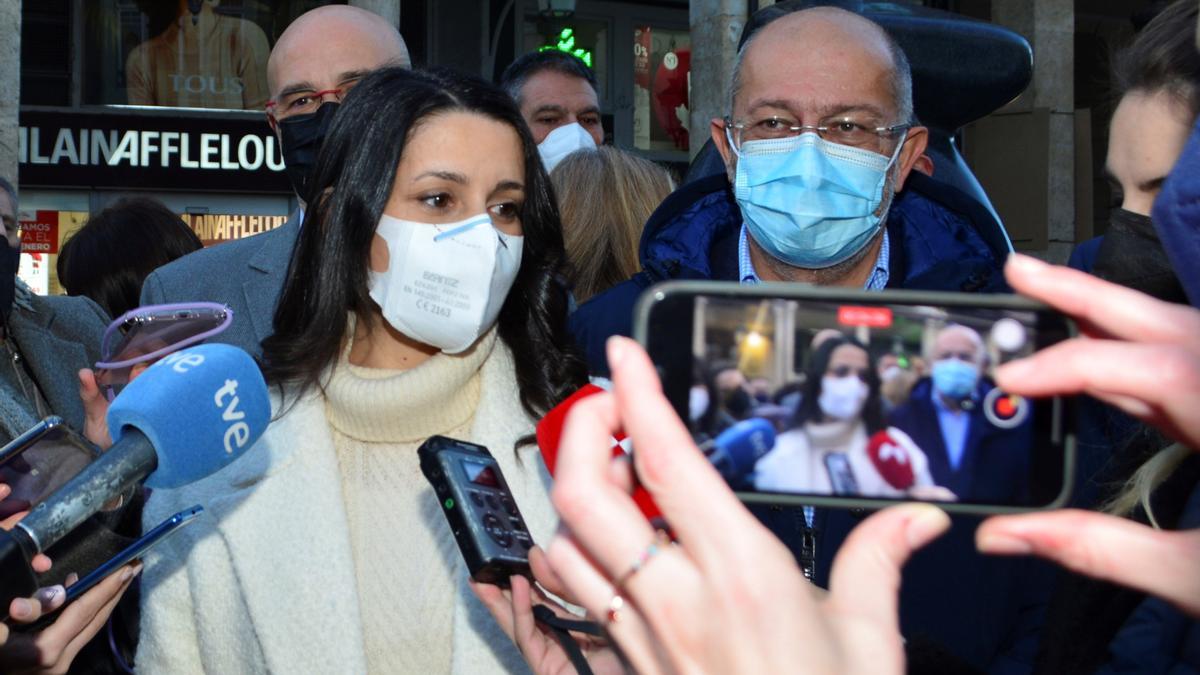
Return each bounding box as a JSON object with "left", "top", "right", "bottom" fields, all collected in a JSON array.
[{"left": 536, "top": 385, "right": 663, "bottom": 522}]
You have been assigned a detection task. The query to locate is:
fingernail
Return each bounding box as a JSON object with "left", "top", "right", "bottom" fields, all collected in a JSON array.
[
  {"left": 10, "top": 598, "right": 31, "bottom": 619},
  {"left": 36, "top": 585, "right": 63, "bottom": 606},
  {"left": 977, "top": 531, "right": 1033, "bottom": 555},
  {"left": 120, "top": 563, "right": 143, "bottom": 582},
  {"left": 606, "top": 336, "right": 628, "bottom": 370},
  {"left": 905, "top": 506, "right": 951, "bottom": 548},
  {"left": 0, "top": 483, "right": 10, "bottom": 498},
  {"left": 1007, "top": 252, "right": 1046, "bottom": 273}
]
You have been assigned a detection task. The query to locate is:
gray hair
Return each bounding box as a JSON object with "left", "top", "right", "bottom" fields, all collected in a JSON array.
[
  {"left": 0, "top": 177, "right": 17, "bottom": 212},
  {"left": 729, "top": 12, "right": 915, "bottom": 126},
  {"left": 926, "top": 323, "right": 986, "bottom": 363}
]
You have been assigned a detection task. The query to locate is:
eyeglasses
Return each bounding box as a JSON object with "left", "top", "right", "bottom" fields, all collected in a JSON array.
[
  {"left": 935, "top": 351, "right": 978, "bottom": 363},
  {"left": 266, "top": 78, "right": 363, "bottom": 117},
  {"left": 95, "top": 302, "right": 233, "bottom": 401},
  {"left": 725, "top": 115, "right": 910, "bottom": 152},
  {"left": 826, "top": 365, "right": 872, "bottom": 383}
]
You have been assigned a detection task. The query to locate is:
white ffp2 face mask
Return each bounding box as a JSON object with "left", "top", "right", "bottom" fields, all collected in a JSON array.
[
  {"left": 368, "top": 213, "right": 523, "bottom": 354},
  {"left": 537, "top": 122, "right": 597, "bottom": 172},
  {"left": 818, "top": 375, "right": 869, "bottom": 421}
]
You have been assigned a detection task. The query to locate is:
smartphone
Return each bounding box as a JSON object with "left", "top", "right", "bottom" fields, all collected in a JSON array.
[
  {"left": 95, "top": 302, "right": 233, "bottom": 399},
  {"left": 0, "top": 416, "right": 66, "bottom": 467},
  {"left": 64, "top": 505, "right": 203, "bottom": 601},
  {"left": 418, "top": 436, "right": 533, "bottom": 586},
  {"left": 634, "top": 280, "right": 1076, "bottom": 514},
  {"left": 0, "top": 417, "right": 101, "bottom": 517}
]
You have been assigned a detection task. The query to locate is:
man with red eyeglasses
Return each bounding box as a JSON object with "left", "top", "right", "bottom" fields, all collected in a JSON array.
[{"left": 140, "top": 5, "right": 410, "bottom": 359}]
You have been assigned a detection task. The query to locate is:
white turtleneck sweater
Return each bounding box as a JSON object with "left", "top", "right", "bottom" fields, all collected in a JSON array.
[{"left": 324, "top": 330, "right": 493, "bottom": 673}]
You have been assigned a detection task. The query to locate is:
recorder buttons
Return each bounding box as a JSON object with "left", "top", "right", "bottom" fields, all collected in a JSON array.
[
  {"left": 984, "top": 388, "right": 1031, "bottom": 429},
  {"left": 483, "top": 513, "right": 513, "bottom": 548},
  {"left": 501, "top": 496, "right": 517, "bottom": 516},
  {"left": 469, "top": 491, "right": 485, "bottom": 508}
]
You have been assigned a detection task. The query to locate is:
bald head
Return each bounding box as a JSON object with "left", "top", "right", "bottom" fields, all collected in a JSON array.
[
  {"left": 731, "top": 7, "right": 912, "bottom": 124},
  {"left": 931, "top": 324, "right": 985, "bottom": 365},
  {"left": 267, "top": 5, "right": 410, "bottom": 102}
]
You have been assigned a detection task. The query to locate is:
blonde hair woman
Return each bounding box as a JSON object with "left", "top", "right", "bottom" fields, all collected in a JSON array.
[{"left": 551, "top": 147, "right": 674, "bottom": 303}]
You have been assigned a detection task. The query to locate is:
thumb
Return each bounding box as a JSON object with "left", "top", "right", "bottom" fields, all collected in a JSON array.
[
  {"left": 78, "top": 369, "right": 113, "bottom": 449},
  {"left": 826, "top": 504, "right": 951, "bottom": 631},
  {"left": 979, "top": 510, "right": 1200, "bottom": 618}
]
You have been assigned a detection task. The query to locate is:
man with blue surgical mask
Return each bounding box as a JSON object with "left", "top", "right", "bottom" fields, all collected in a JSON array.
[
  {"left": 569, "top": 6, "right": 1007, "bottom": 377},
  {"left": 500, "top": 50, "right": 603, "bottom": 172},
  {"left": 889, "top": 324, "right": 1031, "bottom": 502},
  {"left": 568, "top": 7, "right": 1033, "bottom": 672}
]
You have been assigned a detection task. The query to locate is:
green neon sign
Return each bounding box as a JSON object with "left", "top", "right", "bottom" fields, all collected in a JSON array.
[{"left": 539, "top": 28, "right": 594, "bottom": 68}]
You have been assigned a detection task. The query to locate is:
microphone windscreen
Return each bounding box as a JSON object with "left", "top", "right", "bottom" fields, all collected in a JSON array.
[
  {"left": 866, "top": 430, "right": 916, "bottom": 490},
  {"left": 107, "top": 344, "right": 271, "bottom": 489},
  {"left": 709, "top": 417, "right": 776, "bottom": 480}
]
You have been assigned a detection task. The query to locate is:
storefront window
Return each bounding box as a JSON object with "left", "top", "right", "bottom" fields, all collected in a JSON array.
[
  {"left": 633, "top": 26, "right": 690, "bottom": 153},
  {"left": 82, "top": 0, "right": 345, "bottom": 111}
]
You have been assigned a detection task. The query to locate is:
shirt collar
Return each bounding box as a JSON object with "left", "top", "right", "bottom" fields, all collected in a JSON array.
[{"left": 738, "top": 225, "right": 891, "bottom": 289}]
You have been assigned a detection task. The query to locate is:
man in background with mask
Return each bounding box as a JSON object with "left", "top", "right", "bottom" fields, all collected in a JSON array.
[
  {"left": 500, "top": 50, "right": 603, "bottom": 172},
  {"left": 888, "top": 324, "right": 1031, "bottom": 503},
  {"left": 140, "top": 5, "right": 410, "bottom": 358},
  {"left": 568, "top": 6, "right": 1006, "bottom": 375},
  {"left": 569, "top": 8, "right": 1038, "bottom": 671}
]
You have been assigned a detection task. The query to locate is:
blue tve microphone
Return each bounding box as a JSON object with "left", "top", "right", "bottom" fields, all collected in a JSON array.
[
  {"left": 701, "top": 418, "right": 776, "bottom": 483},
  {"left": 0, "top": 344, "right": 270, "bottom": 617}
]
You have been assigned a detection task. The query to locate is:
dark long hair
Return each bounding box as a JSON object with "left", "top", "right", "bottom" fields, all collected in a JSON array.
[
  {"left": 261, "top": 66, "right": 587, "bottom": 419},
  {"left": 1113, "top": 0, "right": 1200, "bottom": 117},
  {"left": 792, "top": 335, "right": 883, "bottom": 432},
  {"left": 57, "top": 197, "right": 203, "bottom": 318}
]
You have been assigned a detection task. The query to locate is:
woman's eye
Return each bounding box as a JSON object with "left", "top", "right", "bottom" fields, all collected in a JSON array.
[
  {"left": 490, "top": 202, "right": 521, "bottom": 220},
  {"left": 422, "top": 193, "right": 451, "bottom": 209}
]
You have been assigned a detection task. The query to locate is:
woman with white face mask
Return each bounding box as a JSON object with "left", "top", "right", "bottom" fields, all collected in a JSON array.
[
  {"left": 133, "top": 67, "right": 588, "bottom": 674},
  {"left": 754, "top": 335, "right": 950, "bottom": 500}
]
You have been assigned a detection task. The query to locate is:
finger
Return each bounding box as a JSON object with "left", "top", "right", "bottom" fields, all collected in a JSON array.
[
  {"left": 979, "top": 511, "right": 1200, "bottom": 617},
  {"left": 1004, "top": 254, "right": 1200, "bottom": 345},
  {"left": 469, "top": 581, "right": 516, "bottom": 640},
  {"left": 608, "top": 455, "right": 635, "bottom": 495},
  {"left": 0, "top": 507, "right": 30, "bottom": 529},
  {"left": 57, "top": 571, "right": 137, "bottom": 671},
  {"left": 509, "top": 576, "right": 543, "bottom": 657},
  {"left": 35, "top": 563, "right": 141, "bottom": 662},
  {"left": 31, "top": 553, "right": 51, "bottom": 574},
  {"left": 996, "top": 341, "right": 1200, "bottom": 447},
  {"left": 544, "top": 533, "right": 667, "bottom": 675},
  {"left": 827, "top": 505, "right": 951, "bottom": 633},
  {"left": 606, "top": 336, "right": 772, "bottom": 570},
  {"left": 552, "top": 389, "right": 660, "bottom": 581},
  {"left": 530, "top": 545, "right": 571, "bottom": 602},
  {"left": 0, "top": 483, "right": 9, "bottom": 500},
  {"left": 8, "top": 585, "right": 65, "bottom": 623}
]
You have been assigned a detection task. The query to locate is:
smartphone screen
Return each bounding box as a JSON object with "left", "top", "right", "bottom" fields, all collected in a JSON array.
[
  {"left": 0, "top": 418, "right": 101, "bottom": 518},
  {"left": 636, "top": 282, "right": 1075, "bottom": 512}
]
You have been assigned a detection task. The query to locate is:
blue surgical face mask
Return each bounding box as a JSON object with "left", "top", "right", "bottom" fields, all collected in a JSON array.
[
  {"left": 731, "top": 130, "right": 906, "bottom": 269},
  {"left": 931, "top": 358, "right": 980, "bottom": 400}
]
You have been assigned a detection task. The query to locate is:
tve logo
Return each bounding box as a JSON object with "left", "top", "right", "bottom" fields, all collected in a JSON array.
[
  {"left": 214, "top": 379, "right": 252, "bottom": 455},
  {"left": 159, "top": 350, "right": 206, "bottom": 373}
]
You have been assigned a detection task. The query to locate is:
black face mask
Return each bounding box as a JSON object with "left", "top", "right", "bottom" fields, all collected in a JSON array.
[
  {"left": 1093, "top": 208, "right": 1187, "bottom": 303},
  {"left": 0, "top": 242, "right": 20, "bottom": 324},
  {"left": 277, "top": 102, "right": 340, "bottom": 201}
]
